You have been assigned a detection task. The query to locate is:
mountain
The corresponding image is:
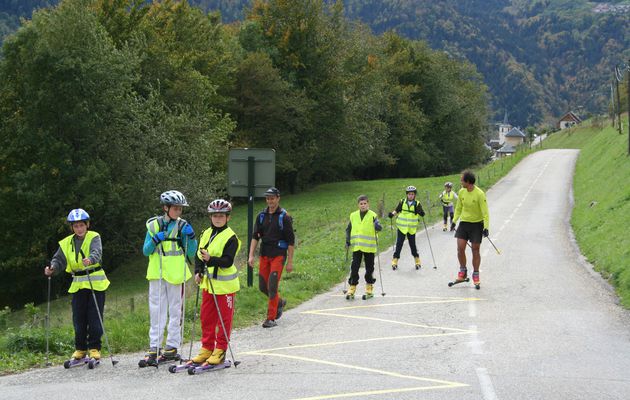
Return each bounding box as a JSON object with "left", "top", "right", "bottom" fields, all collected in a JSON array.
[{"left": 2, "top": 0, "right": 628, "bottom": 127}]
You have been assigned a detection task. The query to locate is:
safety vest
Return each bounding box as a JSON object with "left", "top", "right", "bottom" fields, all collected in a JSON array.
[
  {"left": 197, "top": 227, "right": 241, "bottom": 295},
  {"left": 60, "top": 231, "right": 110, "bottom": 293},
  {"left": 146, "top": 217, "right": 192, "bottom": 284},
  {"left": 441, "top": 191, "right": 455, "bottom": 206},
  {"left": 349, "top": 210, "right": 378, "bottom": 253},
  {"left": 396, "top": 200, "right": 420, "bottom": 235}
]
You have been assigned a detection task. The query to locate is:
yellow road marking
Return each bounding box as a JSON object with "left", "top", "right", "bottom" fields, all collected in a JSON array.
[
  {"left": 241, "top": 331, "right": 473, "bottom": 354},
  {"left": 291, "top": 384, "right": 468, "bottom": 400},
  {"left": 306, "top": 311, "right": 475, "bottom": 332}
]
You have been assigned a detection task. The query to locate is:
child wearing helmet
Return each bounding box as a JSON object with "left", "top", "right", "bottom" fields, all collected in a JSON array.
[
  {"left": 387, "top": 185, "right": 425, "bottom": 270},
  {"left": 439, "top": 182, "right": 458, "bottom": 231},
  {"left": 189, "top": 199, "right": 241, "bottom": 366},
  {"left": 44, "top": 209, "right": 109, "bottom": 363},
  {"left": 140, "top": 190, "right": 198, "bottom": 366}
]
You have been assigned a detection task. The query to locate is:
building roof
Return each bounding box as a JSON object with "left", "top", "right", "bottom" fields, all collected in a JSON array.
[
  {"left": 497, "top": 144, "right": 516, "bottom": 153},
  {"left": 559, "top": 111, "right": 581, "bottom": 123},
  {"left": 505, "top": 127, "right": 526, "bottom": 138}
]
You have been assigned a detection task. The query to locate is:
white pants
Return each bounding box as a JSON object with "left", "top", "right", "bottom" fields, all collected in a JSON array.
[{"left": 148, "top": 279, "right": 182, "bottom": 349}]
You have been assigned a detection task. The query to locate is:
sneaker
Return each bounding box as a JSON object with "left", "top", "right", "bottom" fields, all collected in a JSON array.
[
  {"left": 206, "top": 348, "right": 226, "bottom": 365},
  {"left": 276, "top": 298, "right": 287, "bottom": 320},
  {"left": 414, "top": 256, "right": 421, "bottom": 269},
  {"left": 162, "top": 347, "right": 178, "bottom": 360},
  {"left": 71, "top": 349, "right": 87, "bottom": 360},
  {"left": 88, "top": 348, "right": 101, "bottom": 360},
  {"left": 262, "top": 319, "right": 277, "bottom": 328},
  {"left": 190, "top": 347, "right": 213, "bottom": 364}
]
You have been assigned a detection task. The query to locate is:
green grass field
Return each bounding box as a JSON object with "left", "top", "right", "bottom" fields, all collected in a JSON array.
[{"left": 3, "top": 118, "right": 627, "bottom": 374}]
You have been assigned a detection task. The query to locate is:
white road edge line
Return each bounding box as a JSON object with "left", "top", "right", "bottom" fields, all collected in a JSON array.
[{"left": 476, "top": 367, "right": 499, "bottom": 400}]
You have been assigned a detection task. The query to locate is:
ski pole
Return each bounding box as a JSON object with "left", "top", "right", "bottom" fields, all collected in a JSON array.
[
  {"left": 420, "top": 216, "right": 438, "bottom": 269},
  {"left": 179, "top": 224, "right": 189, "bottom": 365},
  {"left": 205, "top": 266, "right": 240, "bottom": 368},
  {"left": 374, "top": 234, "right": 386, "bottom": 296},
  {"left": 187, "top": 284, "right": 200, "bottom": 362},
  {"left": 84, "top": 270, "right": 118, "bottom": 367},
  {"left": 45, "top": 275, "right": 52, "bottom": 367},
  {"left": 342, "top": 246, "right": 349, "bottom": 294},
  {"left": 486, "top": 236, "right": 501, "bottom": 255}
]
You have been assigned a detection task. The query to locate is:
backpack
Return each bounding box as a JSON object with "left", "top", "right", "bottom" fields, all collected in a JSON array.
[{"left": 257, "top": 208, "right": 289, "bottom": 249}]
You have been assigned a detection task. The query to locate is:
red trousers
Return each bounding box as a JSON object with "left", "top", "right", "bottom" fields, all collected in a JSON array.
[
  {"left": 259, "top": 255, "right": 285, "bottom": 320},
  {"left": 200, "top": 291, "right": 234, "bottom": 351}
]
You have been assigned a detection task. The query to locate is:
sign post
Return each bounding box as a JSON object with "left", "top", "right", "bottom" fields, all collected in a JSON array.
[{"left": 228, "top": 149, "right": 276, "bottom": 286}]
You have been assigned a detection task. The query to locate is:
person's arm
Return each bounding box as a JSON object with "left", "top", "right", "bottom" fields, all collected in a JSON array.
[
  {"left": 45, "top": 247, "right": 66, "bottom": 276},
  {"left": 481, "top": 192, "right": 490, "bottom": 231},
  {"left": 283, "top": 216, "right": 295, "bottom": 272},
  {"left": 143, "top": 231, "right": 156, "bottom": 256},
  {"left": 85, "top": 234, "right": 102, "bottom": 266},
  {"left": 453, "top": 190, "right": 463, "bottom": 223},
  {"left": 285, "top": 244, "right": 294, "bottom": 272},
  {"left": 389, "top": 200, "right": 403, "bottom": 218},
  {"left": 415, "top": 202, "right": 425, "bottom": 217},
  {"left": 345, "top": 221, "right": 352, "bottom": 247},
  {"left": 206, "top": 236, "right": 238, "bottom": 269}
]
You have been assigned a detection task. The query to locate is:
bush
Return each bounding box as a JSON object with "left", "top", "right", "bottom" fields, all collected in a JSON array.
[{"left": 3, "top": 327, "right": 72, "bottom": 354}]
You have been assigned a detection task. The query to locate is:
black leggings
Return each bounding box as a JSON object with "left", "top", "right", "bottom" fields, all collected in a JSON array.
[
  {"left": 393, "top": 230, "right": 418, "bottom": 258},
  {"left": 71, "top": 289, "right": 105, "bottom": 350},
  {"left": 443, "top": 206, "right": 454, "bottom": 224},
  {"left": 348, "top": 251, "right": 376, "bottom": 285}
]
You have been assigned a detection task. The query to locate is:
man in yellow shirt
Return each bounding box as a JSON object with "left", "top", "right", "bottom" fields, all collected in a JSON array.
[{"left": 451, "top": 170, "right": 490, "bottom": 288}]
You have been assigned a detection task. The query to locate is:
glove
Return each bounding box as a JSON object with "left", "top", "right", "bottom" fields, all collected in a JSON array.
[
  {"left": 152, "top": 231, "right": 166, "bottom": 245},
  {"left": 483, "top": 228, "right": 489, "bottom": 237},
  {"left": 450, "top": 222, "right": 456, "bottom": 230},
  {"left": 388, "top": 212, "right": 394, "bottom": 219},
  {"left": 182, "top": 223, "right": 195, "bottom": 239},
  {"left": 418, "top": 210, "right": 425, "bottom": 217}
]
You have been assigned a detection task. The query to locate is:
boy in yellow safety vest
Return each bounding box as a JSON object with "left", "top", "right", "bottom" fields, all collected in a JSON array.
[
  {"left": 141, "top": 190, "right": 197, "bottom": 366},
  {"left": 190, "top": 199, "right": 240, "bottom": 366},
  {"left": 345, "top": 195, "right": 382, "bottom": 299},
  {"left": 387, "top": 185, "right": 425, "bottom": 270},
  {"left": 439, "top": 182, "right": 458, "bottom": 231},
  {"left": 44, "top": 208, "right": 109, "bottom": 362}
]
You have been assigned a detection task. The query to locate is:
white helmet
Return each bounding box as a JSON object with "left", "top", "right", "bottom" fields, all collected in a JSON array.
[
  {"left": 405, "top": 185, "right": 417, "bottom": 193},
  {"left": 207, "top": 199, "right": 232, "bottom": 214},
  {"left": 67, "top": 208, "right": 90, "bottom": 222},
  {"left": 160, "top": 190, "right": 189, "bottom": 206},
  {"left": 445, "top": 182, "right": 453, "bottom": 188}
]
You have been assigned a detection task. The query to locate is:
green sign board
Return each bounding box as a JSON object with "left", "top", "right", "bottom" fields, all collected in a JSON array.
[{"left": 228, "top": 148, "right": 276, "bottom": 198}]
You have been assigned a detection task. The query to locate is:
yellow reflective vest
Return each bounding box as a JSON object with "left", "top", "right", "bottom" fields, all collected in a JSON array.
[
  {"left": 396, "top": 200, "right": 420, "bottom": 235},
  {"left": 197, "top": 227, "right": 241, "bottom": 295},
  {"left": 440, "top": 190, "right": 456, "bottom": 206},
  {"left": 60, "top": 231, "right": 109, "bottom": 293},
  {"left": 146, "top": 217, "right": 192, "bottom": 284},
  {"left": 349, "top": 210, "right": 378, "bottom": 253}
]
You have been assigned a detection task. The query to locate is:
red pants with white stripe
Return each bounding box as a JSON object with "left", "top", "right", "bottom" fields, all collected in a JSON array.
[
  {"left": 200, "top": 291, "right": 234, "bottom": 351},
  {"left": 258, "top": 255, "right": 285, "bottom": 320}
]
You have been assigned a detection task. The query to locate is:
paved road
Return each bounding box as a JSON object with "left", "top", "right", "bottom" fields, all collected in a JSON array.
[{"left": 2, "top": 149, "right": 630, "bottom": 399}]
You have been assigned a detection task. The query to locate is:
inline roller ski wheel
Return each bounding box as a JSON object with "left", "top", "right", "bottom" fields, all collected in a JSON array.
[
  {"left": 475, "top": 284, "right": 481, "bottom": 290},
  {"left": 64, "top": 357, "right": 89, "bottom": 369},
  {"left": 448, "top": 278, "right": 470, "bottom": 287},
  {"left": 345, "top": 293, "right": 354, "bottom": 300},
  {"left": 187, "top": 360, "right": 233, "bottom": 375},
  {"left": 391, "top": 265, "right": 398, "bottom": 271},
  {"left": 415, "top": 264, "right": 421, "bottom": 270},
  {"left": 87, "top": 358, "right": 100, "bottom": 369},
  {"left": 361, "top": 293, "right": 374, "bottom": 300},
  {"left": 169, "top": 362, "right": 198, "bottom": 373}
]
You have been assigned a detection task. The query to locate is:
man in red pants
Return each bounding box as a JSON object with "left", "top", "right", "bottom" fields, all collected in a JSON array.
[{"left": 248, "top": 187, "right": 295, "bottom": 328}]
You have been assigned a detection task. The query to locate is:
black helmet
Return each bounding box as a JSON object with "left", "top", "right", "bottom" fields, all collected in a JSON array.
[{"left": 264, "top": 187, "right": 280, "bottom": 197}]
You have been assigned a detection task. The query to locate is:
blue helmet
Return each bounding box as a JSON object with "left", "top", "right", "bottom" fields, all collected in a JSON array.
[{"left": 67, "top": 208, "right": 90, "bottom": 222}]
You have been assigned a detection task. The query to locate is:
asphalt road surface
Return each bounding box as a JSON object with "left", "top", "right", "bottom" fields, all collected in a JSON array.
[{"left": 2, "top": 149, "right": 630, "bottom": 399}]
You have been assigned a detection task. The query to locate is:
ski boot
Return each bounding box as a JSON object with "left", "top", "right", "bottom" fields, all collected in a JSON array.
[
  {"left": 64, "top": 350, "right": 88, "bottom": 369},
  {"left": 443, "top": 223, "right": 447, "bottom": 232},
  {"left": 472, "top": 271, "right": 480, "bottom": 290},
  {"left": 414, "top": 256, "right": 422, "bottom": 270},
  {"left": 87, "top": 349, "right": 101, "bottom": 369},
  {"left": 161, "top": 347, "right": 181, "bottom": 362},
  {"left": 345, "top": 285, "right": 356, "bottom": 300},
  {"left": 206, "top": 348, "right": 226, "bottom": 365},
  {"left": 362, "top": 284, "right": 374, "bottom": 300},
  {"left": 170, "top": 347, "right": 211, "bottom": 373},
  {"left": 138, "top": 347, "right": 158, "bottom": 368},
  {"left": 448, "top": 267, "right": 470, "bottom": 287},
  {"left": 391, "top": 258, "right": 398, "bottom": 271}
]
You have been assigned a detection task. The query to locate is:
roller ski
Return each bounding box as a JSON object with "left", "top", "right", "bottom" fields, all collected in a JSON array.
[
  {"left": 361, "top": 284, "right": 374, "bottom": 300},
  {"left": 87, "top": 349, "right": 101, "bottom": 369},
  {"left": 188, "top": 359, "right": 234, "bottom": 375},
  {"left": 345, "top": 285, "right": 356, "bottom": 300},
  {"left": 391, "top": 258, "right": 398, "bottom": 271},
  {"left": 414, "top": 257, "right": 421, "bottom": 270},
  {"left": 63, "top": 350, "right": 89, "bottom": 369},
  {"left": 443, "top": 224, "right": 447, "bottom": 232},
  {"left": 448, "top": 267, "right": 470, "bottom": 287},
  {"left": 138, "top": 347, "right": 181, "bottom": 368},
  {"left": 169, "top": 347, "right": 212, "bottom": 373}
]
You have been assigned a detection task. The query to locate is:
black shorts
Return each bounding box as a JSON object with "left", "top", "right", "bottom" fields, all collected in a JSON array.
[{"left": 455, "top": 221, "right": 484, "bottom": 244}]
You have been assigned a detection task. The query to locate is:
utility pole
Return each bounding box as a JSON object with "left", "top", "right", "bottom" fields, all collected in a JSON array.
[
  {"left": 615, "top": 70, "right": 622, "bottom": 135},
  {"left": 627, "top": 60, "right": 630, "bottom": 156}
]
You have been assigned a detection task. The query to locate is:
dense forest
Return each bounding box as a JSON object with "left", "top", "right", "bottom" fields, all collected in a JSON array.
[
  {"left": 0, "top": 0, "right": 489, "bottom": 307},
  {"left": 173, "top": 0, "right": 630, "bottom": 127}
]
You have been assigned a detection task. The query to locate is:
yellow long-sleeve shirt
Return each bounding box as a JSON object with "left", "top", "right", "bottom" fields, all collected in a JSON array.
[{"left": 453, "top": 185, "right": 489, "bottom": 229}]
